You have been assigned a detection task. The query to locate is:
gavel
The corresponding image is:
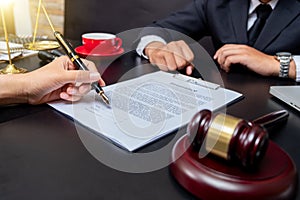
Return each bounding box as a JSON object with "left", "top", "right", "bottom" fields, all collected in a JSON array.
[{"left": 187, "top": 109, "right": 289, "bottom": 168}]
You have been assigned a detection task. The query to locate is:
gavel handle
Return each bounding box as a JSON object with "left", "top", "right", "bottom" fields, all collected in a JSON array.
[{"left": 252, "top": 110, "right": 289, "bottom": 131}]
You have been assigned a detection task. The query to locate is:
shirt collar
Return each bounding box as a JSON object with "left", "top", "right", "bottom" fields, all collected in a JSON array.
[{"left": 249, "top": 0, "right": 279, "bottom": 14}]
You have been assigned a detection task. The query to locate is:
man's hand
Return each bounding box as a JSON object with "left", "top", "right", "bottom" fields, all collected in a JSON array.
[
  {"left": 214, "top": 44, "right": 281, "bottom": 76},
  {"left": 145, "top": 40, "right": 194, "bottom": 75}
]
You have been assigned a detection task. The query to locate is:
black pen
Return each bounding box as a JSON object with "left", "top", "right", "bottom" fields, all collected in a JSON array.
[
  {"left": 54, "top": 31, "right": 110, "bottom": 105},
  {"left": 41, "top": 4, "right": 109, "bottom": 105}
]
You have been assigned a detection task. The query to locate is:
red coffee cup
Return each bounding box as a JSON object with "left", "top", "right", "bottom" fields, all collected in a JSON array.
[{"left": 82, "top": 33, "right": 122, "bottom": 53}]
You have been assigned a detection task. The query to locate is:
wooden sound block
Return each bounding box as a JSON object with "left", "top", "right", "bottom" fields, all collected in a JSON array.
[{"left": 170, "top": 135, "right": 298, "bottom": 200}]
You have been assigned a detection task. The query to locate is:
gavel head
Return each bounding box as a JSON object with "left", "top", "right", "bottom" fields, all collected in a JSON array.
[{"left": 187, "top": 109, "right": 269, "bottom": 168}]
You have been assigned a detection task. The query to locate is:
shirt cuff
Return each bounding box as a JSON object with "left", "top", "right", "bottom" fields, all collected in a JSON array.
[
  {"left": 293, "top": 55, "right": 300, "bottom": 82},
  {"left": 136, "top": 35, "right": 167, "bottom": 59}
]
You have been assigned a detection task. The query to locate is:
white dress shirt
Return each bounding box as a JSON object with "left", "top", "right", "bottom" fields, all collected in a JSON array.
[
  {"left": 247, "top": 0, "right": 278, "bottom": 30},
  {"left": 136, "top": 0, "right": 300, "bottom": 81}
]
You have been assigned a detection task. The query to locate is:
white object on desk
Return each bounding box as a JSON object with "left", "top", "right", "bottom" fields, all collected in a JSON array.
[
  {"left": 0, "top": 41, "right": 37, "bottom": 61},
  {"left": 48, "top": 71, "right": 243, "bottom": 151},
  {"left": 270, "top": 85, "right": 300, "bottom": 112}
]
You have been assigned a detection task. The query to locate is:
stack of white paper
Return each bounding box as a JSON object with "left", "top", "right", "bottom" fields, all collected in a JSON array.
[{"left": 48, "top": 71, "right": 242, "bottom": 151}]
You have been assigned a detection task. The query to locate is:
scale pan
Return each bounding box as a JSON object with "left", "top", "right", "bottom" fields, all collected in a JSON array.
[{"left": 24, "top": 40, "right": 60, "bottom": 51}]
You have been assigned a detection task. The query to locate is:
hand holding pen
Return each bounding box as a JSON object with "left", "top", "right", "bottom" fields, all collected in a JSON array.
[
  {"left": 41, "top": 4, "right": 110, "bottom": 105},
  {"left": 21, "top": 56, "right": 104, "bottom": 104},
  {"left": 54, "top": 32, "right": 110, "bottom": 105}
]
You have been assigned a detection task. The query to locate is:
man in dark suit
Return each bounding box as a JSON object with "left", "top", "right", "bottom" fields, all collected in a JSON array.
[{"left": 136, "top": 0, "right": 300, "bottom": 81}]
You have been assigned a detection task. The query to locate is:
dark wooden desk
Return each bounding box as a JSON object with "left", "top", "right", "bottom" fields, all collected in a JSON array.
[{"left": 0, "top": 51, "right": 299, "bottom": 200}]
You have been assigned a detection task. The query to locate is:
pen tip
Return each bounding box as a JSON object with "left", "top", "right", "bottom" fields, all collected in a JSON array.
[{"left": 99, "top": 92, "right": 110, "bottom": 105}]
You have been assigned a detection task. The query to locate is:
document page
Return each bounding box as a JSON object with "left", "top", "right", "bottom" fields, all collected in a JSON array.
[{"left": 48, "top": 71, "right": 242, "bottom": 151}]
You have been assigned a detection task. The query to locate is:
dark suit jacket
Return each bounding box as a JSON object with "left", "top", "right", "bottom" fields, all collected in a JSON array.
[{"left": 144, "top": 0, "right": 300, "bottom": 55}]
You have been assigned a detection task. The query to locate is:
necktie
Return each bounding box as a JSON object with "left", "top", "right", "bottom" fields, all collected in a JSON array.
[{"left": 248, "top": 4, "right": 272, "bottom": 46}]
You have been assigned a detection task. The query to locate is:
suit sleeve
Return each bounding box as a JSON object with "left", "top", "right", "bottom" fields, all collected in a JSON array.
[{"left": 139, "top": 0, "right": 210, "bottom": 42}]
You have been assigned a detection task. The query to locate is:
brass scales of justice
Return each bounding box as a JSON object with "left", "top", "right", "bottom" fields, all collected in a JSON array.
[{"left": 0, "top": 0, "right": 60, "bottom": 74}]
